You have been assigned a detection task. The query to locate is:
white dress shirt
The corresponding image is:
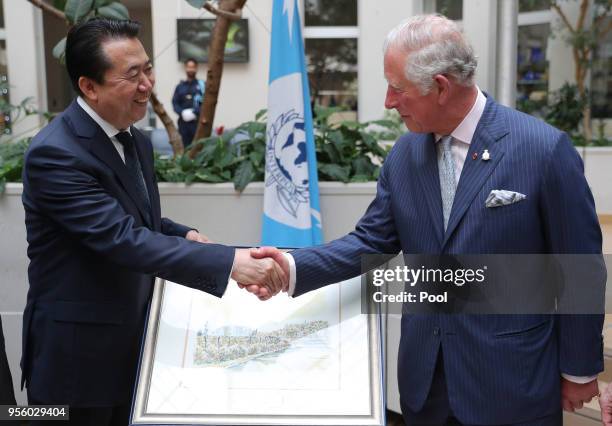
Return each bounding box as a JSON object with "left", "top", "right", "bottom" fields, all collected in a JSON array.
[
  {"left": 77, "top": 96, "right": 132, "bottom": 163},
  {"left": 434, "top": 88, "right": 486, "bottom": 181}
]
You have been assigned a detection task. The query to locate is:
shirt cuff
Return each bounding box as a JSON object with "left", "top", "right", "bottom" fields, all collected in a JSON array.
[
  {"left": 284, "top": 252, "right": 297, "bottom": 297},
  {"left": 561, "top": 373, "right": 598, "bottom": 384},
  {"left": 224, "top": 249, "right": 237, "bottom": 297}
]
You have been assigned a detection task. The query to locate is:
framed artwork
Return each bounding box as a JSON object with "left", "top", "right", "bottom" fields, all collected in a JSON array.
[
  {"left": 130, "top": 275, "right": 385, "bottom": 425},
  {"left": 177, "top": 18, "right": 249, "bottom": 63}
]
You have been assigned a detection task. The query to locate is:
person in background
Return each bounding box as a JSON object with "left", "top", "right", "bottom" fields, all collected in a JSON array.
[{"left": 172, "top": 57, "right": 205, "bottom": 147}]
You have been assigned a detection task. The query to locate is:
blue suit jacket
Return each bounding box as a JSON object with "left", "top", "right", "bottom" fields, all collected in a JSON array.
[
  {"left": 292, "top": 97, "right": 604, "bottom": 423},
  {"left": 21, "top": 100, "right": 235, "bottom": 405}
]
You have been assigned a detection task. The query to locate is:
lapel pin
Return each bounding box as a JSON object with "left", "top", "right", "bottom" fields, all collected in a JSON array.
[
  {"left": 482, "top": 149, "right": 490, "bottom": 161},
  {"left": 472, "top": 152, "right": 478, "bottom": 160}
]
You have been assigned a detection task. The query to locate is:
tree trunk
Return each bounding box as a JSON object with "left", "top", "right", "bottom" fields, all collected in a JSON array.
[
  {"left": 582, "top": 106, "right": 592, "bottom": 143},
  {"left": 150, "top": 92, "right": 184, "bottom": 156},
  {"left": 574, "top": 50, "right": 592, "bottom": 143},
  {"left": 189, "top": 0, "right": 247, "bottom": 158}
]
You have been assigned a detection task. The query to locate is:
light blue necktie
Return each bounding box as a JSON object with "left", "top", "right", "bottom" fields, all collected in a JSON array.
[{"left": 438, "top": 135, "right": 456, "bottom": 230}]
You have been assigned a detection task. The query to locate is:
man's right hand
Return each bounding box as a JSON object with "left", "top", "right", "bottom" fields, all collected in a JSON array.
[
  {"left": 236, "top": 247, "right": 290, "bottom": 300},
  {"left": 231, "top": 248, "right": 287, "bottom": 299},
  {"left": 561, "top": 377, "right": 599, "bottom": 412}
]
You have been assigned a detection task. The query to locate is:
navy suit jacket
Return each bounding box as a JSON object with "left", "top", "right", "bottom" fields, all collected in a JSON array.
[
  {"left": 21, "top": 100, "right": 235, "bottom": 405},
  {"left": 291, "top": 97, "right": 604, "bottom": 423}
]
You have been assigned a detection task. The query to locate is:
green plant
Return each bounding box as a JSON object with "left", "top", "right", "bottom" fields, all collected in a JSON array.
[
  {"left": 0, "top": 138, "right": 30, "bottom": 194},
  {"left": 312, "top": 106, "right": 395, "bottom": 182},
  {"left": 2, "top": 108, "right": 404, "bottom": 194},
  {"left": 0, "top": 81, "right": 43, "bottom": 138},
  {"left": 539, "top": 83, "right": 611, "bottom": 147},
  {"left": 155, "top": 107, "right": 401, "bottom": 190},
  {"left": 155, "top": 110, "right": 267, "bottom": 191},
  {"left": 0, "top": 81, "right": 49, "bottom": 194},
  {"left": 517, "top": 97, "right": 547, "bottom": 117},
  {"left": 544, "top": 83, "right": 588, "bottom": 134}
]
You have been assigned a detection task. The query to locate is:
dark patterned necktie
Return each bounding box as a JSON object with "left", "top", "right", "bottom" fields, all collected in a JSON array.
[{"left": 115, "top": 131, "right": 152, "bottom": 223}]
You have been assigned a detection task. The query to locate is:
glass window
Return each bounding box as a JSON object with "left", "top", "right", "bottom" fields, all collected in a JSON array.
[
  {"left": 305, "top": 38, "right": 358, "bottom": 112},
  {"left": 516, "top": 23, "right": 550, "bottom": 117},
  {"left": 435, "top": 0, "right": 463, "bottom": 21},
  {"left": 591, "top": 17, "right": 611, "bottom": 119},
  {"left": 519, "top": 0, "right": 551, "bottom": 13},
  {"left": 304, "top": 0, "right": 357, "bottom": 26}
]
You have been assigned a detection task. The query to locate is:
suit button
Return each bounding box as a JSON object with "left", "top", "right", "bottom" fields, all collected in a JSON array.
[{"left": 433, "top": 327, "right": 440, "bottom": 336}]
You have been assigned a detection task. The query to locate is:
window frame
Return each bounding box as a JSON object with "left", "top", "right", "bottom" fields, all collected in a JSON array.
[{"left": 302, "top": 0, "right": 360, "bottom": 113}]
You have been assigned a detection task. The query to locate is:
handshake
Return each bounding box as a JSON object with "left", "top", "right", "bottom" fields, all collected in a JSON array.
[
  {"left": 184, "top": 232, "right": 289, "bottom": 300},
  {"left": 230, "top": 247, "right": 290, "bottom": 300}
]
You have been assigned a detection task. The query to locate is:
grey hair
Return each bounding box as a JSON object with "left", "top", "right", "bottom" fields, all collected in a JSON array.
[{"left": 383, "top": 14, "right": 477, "bottom": 94}]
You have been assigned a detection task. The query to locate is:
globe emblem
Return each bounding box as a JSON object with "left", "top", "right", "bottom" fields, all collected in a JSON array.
[
  {"left": 274, "top": 120, "right": 308, "bottom": 188},
  {"left": 266, "top": 110, "right": 310, "bottom": 218}
]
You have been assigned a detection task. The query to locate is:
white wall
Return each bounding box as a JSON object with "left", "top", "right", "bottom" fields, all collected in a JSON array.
[
  {"left": 151, "top": 0, "right": 272, "bottom": 130},
  {"left": 358, "top": 0, "right": 423, "bottom": 122},
  {"left": 463, "top": 0, "right": 498, "bottom": 95}
]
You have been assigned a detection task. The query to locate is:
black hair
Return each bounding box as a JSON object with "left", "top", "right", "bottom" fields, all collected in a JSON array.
[
  {"left": 65, "top": 17, "right": 142, "bottom": 95},
  {"left": 184, "top": 57, "right": 198, "bottom": 66}
]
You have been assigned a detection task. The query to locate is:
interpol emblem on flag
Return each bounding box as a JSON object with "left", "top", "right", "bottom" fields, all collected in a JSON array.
[
  {"left": 262, "top": 0, "right": 323, "bottom": 248},
  {"left": 265, "top": 109, "right": 309, "bottom": 219}
]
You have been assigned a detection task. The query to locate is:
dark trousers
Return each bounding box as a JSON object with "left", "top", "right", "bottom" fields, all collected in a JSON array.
[
  {"left": 0, "top": 316, "right": 20, "bottom": 426},
  {"left": 28, "top": 394, "right": 130, "bottom": 426},
  {"left": 178, "top": 120, "right": 197, "bottom": 147},
  {"left": 0, "top": 316, "right": 16, "bottom": 405},
  {"left": 400, "top": 351, "right": 562, "bottom": 426}
]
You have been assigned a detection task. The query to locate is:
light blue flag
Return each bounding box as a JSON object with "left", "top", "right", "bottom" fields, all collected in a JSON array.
[{"left": 262, "top": 0, "right": 323, "bottom": 248}]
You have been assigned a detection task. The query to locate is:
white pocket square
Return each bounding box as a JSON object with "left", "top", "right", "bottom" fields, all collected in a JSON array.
[{"left": 485, "top": 190, "right": 526, "bottom": 208}]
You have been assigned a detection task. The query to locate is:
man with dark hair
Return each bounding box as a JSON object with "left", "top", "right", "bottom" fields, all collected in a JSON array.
[
  {"left": 21, "top": 18, "right": 284, "bottom": 425},
  {"left": 172, "top": 57, "right": 205, "bottom": 147}
]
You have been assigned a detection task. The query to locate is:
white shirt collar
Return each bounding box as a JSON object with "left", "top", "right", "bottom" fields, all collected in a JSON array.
[
  {"left": 435, "top": 87, "right": 487, "bottom": 144},
  {"left": 76, "top": 96, "right": 131, "bottom": 138}
]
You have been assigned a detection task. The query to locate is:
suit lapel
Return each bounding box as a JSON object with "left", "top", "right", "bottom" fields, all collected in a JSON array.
[
  {"left": 442, "top": 98, "right": 509, "bottom": 249},
  {"left": 64, "top": 101, "right": 153, "bottom": 227},
  {"left": 132, "top": 128, "right": 161, "bottom": 231},
  {"left": 415, "top": 133, "right": 444, "bottom": 246}
]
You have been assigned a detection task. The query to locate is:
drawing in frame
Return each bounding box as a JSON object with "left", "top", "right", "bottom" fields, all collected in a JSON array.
[
  {"left": 177, "top": 18, "right": 249, "bottom": 63},
  {"left": 130, "top": 273, "right": 385, "bottom": 425}
]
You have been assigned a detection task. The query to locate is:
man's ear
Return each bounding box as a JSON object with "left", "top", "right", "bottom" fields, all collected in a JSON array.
[
  {"left": 78, "top": 76, "right": 98, "bottom": 102},
  {"left": 433, "top": 74, "right": 451, "bottom": 105}
]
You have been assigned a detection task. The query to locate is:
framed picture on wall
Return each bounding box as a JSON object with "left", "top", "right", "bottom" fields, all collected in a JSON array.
[
  {"left": 130, "top": 274, "right": 385, "bottom": 425},
  {"left": 177, "top": 18, "right": 249, "bottom": 63}
]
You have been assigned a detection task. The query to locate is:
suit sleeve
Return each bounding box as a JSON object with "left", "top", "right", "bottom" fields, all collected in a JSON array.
[
  {"left": 23, "top": 144, "right": 235, "bottom": 296},
  {"left": 540, "top": 132, "right": 605, "bottom": 377},
  {"left": 292, "top": 160, "right": 401, "bottom": 296},
  {"left": 160, "top": 217, "right": 193, "bottom": 238}
]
